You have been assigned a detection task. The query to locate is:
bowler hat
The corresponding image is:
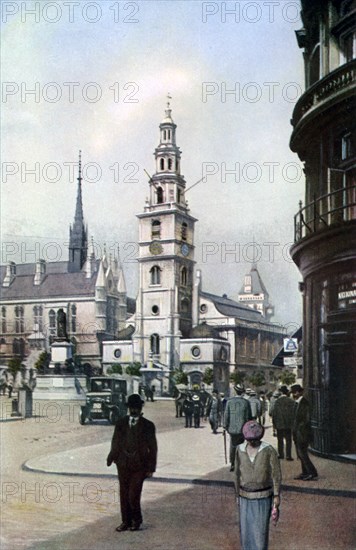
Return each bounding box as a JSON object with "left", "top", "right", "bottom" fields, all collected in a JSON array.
[
  {"left": 127, "top": 393, "right": 144, "bottom": 409},
  {"left": 242, "top": 420, "right": 264, "bottom": 441},
  {"left": 279, "top": 385, "right": 289, "bottom": 395},
  {"left": 291, "top": 384, "right": 303, "bottom": 393}
]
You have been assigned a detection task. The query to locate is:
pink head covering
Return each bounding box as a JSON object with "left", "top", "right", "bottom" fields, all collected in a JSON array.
[{"left": 242, "top": 420, "right": 264, "bottom": 441}]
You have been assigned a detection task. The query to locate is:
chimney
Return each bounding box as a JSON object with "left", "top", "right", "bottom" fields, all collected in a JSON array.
[
  {"left": 34, "top": 259, "right": 46, "bottom": 285},
  {"left": 2, "top": 262, "right": 16, "bottom": 287}
]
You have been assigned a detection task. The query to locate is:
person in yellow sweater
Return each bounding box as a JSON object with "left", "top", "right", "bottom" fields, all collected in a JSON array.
[{"left": 234, "top": 420, "right": 282, "bottom": 550}]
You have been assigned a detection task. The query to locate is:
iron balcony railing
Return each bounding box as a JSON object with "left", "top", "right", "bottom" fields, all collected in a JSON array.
[
  {"left": 294, "top": 184, "right": 356, "bottom": 242},
  {"left": 292, "top": 59, "right": 356, "bottom": 128}
]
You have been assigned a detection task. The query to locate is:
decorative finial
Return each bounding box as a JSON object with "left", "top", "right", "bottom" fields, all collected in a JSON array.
[{"left": 167, "top": 92, "right": 172, "bottom": 109}]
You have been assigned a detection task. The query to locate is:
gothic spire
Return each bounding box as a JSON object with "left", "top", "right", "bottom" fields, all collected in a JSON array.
[{"left": 68, "top": 150, "right": 88, "bottom": 272}]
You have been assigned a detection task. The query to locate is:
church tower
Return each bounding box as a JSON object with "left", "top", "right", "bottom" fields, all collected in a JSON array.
[
  {"left": 135, "top": 99, "right": 197, "bottom": 369},
  {"left": 68, "top": 151, "right": 88, "bottom": 272}
]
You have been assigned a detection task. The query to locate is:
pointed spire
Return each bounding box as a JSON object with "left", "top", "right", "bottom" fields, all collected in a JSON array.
[
  {"left": 75, "top": 150, "right": 84, "bottom": 222},
  {"left": 96, "top": 259, "right": 106, "bottom": 288},
  {"left": 68, "top": 150, "right": 88, "bottom": 272}
]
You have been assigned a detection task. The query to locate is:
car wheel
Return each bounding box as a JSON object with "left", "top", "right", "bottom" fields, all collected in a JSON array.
[{"left": 79, "top": 409, "right": 87, "bottom": 425}]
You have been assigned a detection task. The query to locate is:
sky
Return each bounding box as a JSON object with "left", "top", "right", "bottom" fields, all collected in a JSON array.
[{"left": 1, "top": 0, "right": 305, "bottom": 330}]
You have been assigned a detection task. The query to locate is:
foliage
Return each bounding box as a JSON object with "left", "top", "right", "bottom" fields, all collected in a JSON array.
[
  {"left": 125, "top": 362, "right": 142, "bottom": 377},
  {"left": 278, "top": 370, "right": 297, "bottom": 386},
  {"left": 107, "top": 364, "right": 123, "bottom": 375},
  {"left": 34, "top": 351, "right": 51, "bottom": 373},
  {"left": 202, "top": 367, "right": 214, "bottom": 385},
  {"left": 230, "top": 370, "right": 246, "bottom": 385},
  {"left": 8, "top": 357, "right": 22, "bottom": 376},
  {"left": 173, "top": 367, "right": 188, "bottom": 385},
  {"left": 248, "top": 371, "right": 266, "bottom": 388}
]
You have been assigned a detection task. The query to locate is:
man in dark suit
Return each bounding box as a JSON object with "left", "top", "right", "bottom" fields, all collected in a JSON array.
[
  {"left": 271, "top": 385, "right": 295, "bottom": 460},
  {"left": 290, "top": 384, "right": 318, "bottom": 481},
  {"left": 107, "top": 393, "right": 157, "bottom": 531}
]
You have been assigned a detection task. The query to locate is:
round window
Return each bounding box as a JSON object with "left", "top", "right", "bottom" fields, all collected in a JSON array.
[
  {"left": 114, "top": 348, "right": 121, "bottom": 359},
  {"left": 200, "top": 304, "right": 207, "bottom": 313},
  {"left": 152, "top": 305, "right": 159, "bottom": 315},
  {"left": 191, "top": 346, "right": 201, "bottom": 358}
]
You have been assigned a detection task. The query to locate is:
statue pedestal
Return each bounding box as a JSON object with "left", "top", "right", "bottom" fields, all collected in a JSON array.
[{"left": 49, "top": 341, "right": 73, "bottom": 369}]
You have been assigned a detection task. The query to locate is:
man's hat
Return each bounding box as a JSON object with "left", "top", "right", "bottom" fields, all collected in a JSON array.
[
  {"left": 192, "top": 394, "right": 200, "bottom": 401},
  {"left": 127, "top": 393, "right": 144, "bottom": 409},
  {"left": 242, "top": 420, "right": 264, "bottom": 441},
  {"left": 279, "top": 385, "right": 289, "bottom": 395},
  {"left": 291, "top": 384, "right": 303, "bottom": 393},
  {"left": 249, "top": 390, "right": 256, "bottom": 396},
  {"left": 234, "top": 384, "right": 244, "bottom": 393}
]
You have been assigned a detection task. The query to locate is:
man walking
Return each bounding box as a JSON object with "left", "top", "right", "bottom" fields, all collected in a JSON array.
[
  {"left": 107, "top": 393, "right": 158, "bottom": 531},
  {"left": 224, "top": 384, "right": 252, "bottom": 471},
  {"left": 206, "top": 389, "right": 222, "bottom": 434},
  {"left": 290, "top": 384, "right": 318, "bottom": 481},
  {"left": 271, "top": 385, "right": 295, "bottom": 460}
]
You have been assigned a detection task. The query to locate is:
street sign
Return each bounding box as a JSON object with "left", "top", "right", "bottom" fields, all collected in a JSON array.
[
  {"left": 284, "top": 357, "right": 297, "bottom": 366},
  {"left": 283, "top": 338, "right": 298, "bottom": 352}
]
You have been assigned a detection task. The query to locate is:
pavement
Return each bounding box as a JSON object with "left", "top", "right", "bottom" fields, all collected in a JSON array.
[
  {"left": 23, "top": 413, "right": 356, "bottom": 549},
  {"left": 2, "top": 397, "right": 356, "bottom": 549}
]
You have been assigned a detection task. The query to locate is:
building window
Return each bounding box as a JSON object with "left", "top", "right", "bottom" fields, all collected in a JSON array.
[
  {"left": 157, "top": 186, "right": 164, "bottom": 204},
  {"left": 114, "top": 348, "right": 121, "bottom": 359},
  {"left": 200, "top": 303, "right": 207, "bottom": 313},
  {"left": 152, "top": 220, "right": 161, "bottom": 239},
  {"left": 150, "top": 333, "right": 160, "bottom": 354},
  {"left": 71, "top": 304, "right": 77, "bottom": 333},
  {"left": 309, "top": 45, "right": 320, "bottom": 86},
  {"left": 341, "top": 133, "right": 353, "bottom": 160},
  {"left": 191, "top": 346, "right": 201, "bottom": 358},
  {"left": 13, "top": 337, "right": 25, "bottom": 357},
  {"left": 160, "top": 158, "right": 164, "bottom": 171},
  {"left": 168, "top": 158, "right": 173, "bottom": 170},
  {"left": 150, "top": 265, "right": 161, "bottom": 285},
  {"left": 181, "top": 267, "right": 188, "bottom": 286},
  {"left": 163, "top": 130, "right": 167, "bottom": 140},
  {"left": 342, "top": 31, "right": 355, "bottom": 63},
  {"left": 33, "top": 306, "right": 43, "bottom": 332},
  {"left": 181, "top": 298, "right": 189, "bottom": 312},
  {"left": 49, "top": 309, "right": 56, "bottom": 339},
  {"left": 181, "top": 222, "right": 187, "bottom": 241},
  {"left": 1, "top": 307, "right": 6, "bottom": 334},
  {"left": 244, "top": 275, "right": 251, "bottom": 293},
  {"left": 15, "top": 306, "right": 24, "bottom": 333},
  {"left": 168, "top": 130, "right": 171, "bottom": 140},
  {"left": 151, "top": 305, "right": 159, "bottom": 316},
  {"left": 176, "top": 159, "right": 179, "bottom": 171},
  {"left": 177, "top": 189, "right": 181, "bottom": 203}
]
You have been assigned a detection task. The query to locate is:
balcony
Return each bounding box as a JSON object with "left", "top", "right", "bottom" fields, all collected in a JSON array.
[
  {"left": 294, "top": 184, "right": 356, "bottom": 242},
  {"left": 291, "top": 59, "right": 356, "bottom": 139}
]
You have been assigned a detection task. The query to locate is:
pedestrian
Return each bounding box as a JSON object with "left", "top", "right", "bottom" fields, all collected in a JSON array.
[
  {"left": 224, "top": 384, "right": 252, "bottom": 471},
  {"left": 271, "top": 385, "right": 295, "bottom": 461},
  {"left": 259, "top": 391, "right": 268, "bottom": 426},
  {"left": 249, "top": 390, "right": 262, "bottom": 420},
  {"left": 182, "top": 394, "right": 193, "bottom": 428},
  {"left": 235, "top": 420, "right": 281, "bottom": 550},
  {"left": 268, "top": 390, "right": 281, "bottom": 436},
  {"left": 106, "top": 393, "right": 157, "bottom": 532},
  {"left": 206, "top": 389, "right": 222, "bottom": 434},
  {"left": 192, "top": 393, "right": 201, "bottom": 428},
  {"left": 290, "top": 384, "right": 318, "bottom": 481}
]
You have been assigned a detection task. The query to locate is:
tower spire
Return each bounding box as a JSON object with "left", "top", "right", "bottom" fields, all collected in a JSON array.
[{"left": 68, "top": 150, "right": 88, "bottom": 272}]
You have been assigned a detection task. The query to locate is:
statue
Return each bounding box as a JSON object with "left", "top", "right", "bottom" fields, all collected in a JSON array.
[{"left": 57, "top": 309, "right": 68, "bottom": 340}]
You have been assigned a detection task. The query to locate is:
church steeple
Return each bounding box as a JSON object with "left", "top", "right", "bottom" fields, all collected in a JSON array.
[
  {"left": 148, "top": 95, "right": 186, "bottom": 208},
  {"left": 68, "top": 150, "right": 88, "bottom": 272}
]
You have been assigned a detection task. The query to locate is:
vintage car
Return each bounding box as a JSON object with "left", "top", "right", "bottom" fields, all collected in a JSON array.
[{"left": 79, "top": 376, "right": 127, "bottom": 425}]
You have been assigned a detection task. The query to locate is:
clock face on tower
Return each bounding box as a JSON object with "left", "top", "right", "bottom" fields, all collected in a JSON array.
[
  {"left": 149, "top": 241, "right": 163, "bottom": 255},
  {"left": 181, "top": 243, "right": 189, "bottom": 257}
]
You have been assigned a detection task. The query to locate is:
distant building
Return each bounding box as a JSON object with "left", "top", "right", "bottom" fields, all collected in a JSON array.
[
  {"left": 237, "top": 263, "right": 275, "bottom": 320},
  {"left": 0, "top": 154, "right": 129, "bottom": 371},
  {"left": 290, "top": 0, "right": 356, "bottom": 455},
  {"left": 103, "top": 103, "right": 285, "bottom": 394}
]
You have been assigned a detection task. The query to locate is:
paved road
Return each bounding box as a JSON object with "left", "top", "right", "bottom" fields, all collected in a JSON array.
[{"left": 1, "top": 397, "right": 355, "bottom": 549}]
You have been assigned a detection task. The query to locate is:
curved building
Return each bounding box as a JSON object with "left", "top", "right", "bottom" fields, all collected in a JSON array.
[{"left": 290, "top": 0, "right": 356, "bottom": 455}]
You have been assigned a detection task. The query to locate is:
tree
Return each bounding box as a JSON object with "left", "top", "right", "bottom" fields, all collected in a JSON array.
[
  {"left": 278, "top": 370, "right": 296, "bottom": 386},
  {"left": 202, "top": 367, "right": 213, "bottom": 385},
  {"left": 248, "top": 371, "right": 266, "bottom": 389},
  {"left": 173, "top": 367, "right": 188, "bottom": 385},
  {"left": 34, "top": 351, "right": 50, "bottom": 373},
  {"left": 230, "top": 370, "right": 246, "bottom": 385},
  {"left": 125, "top": 362, "right": 142, "bottom": 377},
  {"left": 8, "top": 357, "right": 22, "bottom": 377},
  {"left": 107, "top": 364, "right": 123, "bottom": 375}
]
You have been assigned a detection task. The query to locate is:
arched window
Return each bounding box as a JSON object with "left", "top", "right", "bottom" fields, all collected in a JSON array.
[
  {"left": 1, "top": 307, "right": 6, "bottom": 334},
  {"left": 181, "top": 222, "right": 187, "bottom": 241},
  {"left": 150, "top": 333, "right": 160, "bottom": 354},
  {"left": 177, "top": 189, "right": 181, "bottom": 203},
  {"left": 168, "top": 158, "right": 173, "bottom": 170},
  {"left": 181, "top": 267, "right": 187, "bottom": 286},
  {"left": 33, "top": 305, "right": 43, "bottom": 332},
  {"left": 157, "top": 187, "right": 164, "bottom": 203},
  {"left": 160, "top": 158, "right": 164, "bottom": 171},
  {"left": 163, "top": 130, "right": 167, "bottom": 140},
  {"left": 168, "top": 130, "right": 171, "bottom": 140},
  {"left": 15, "top": 306, "right": 24, "bottom": 333},
  {"left": 71, "top": 304, "right": 77, "bottom": 333},
  {"left": 152, "top": 220, "right": 161, "bottom": 239},
  {"left": 150, "top": 265, "right": 161, "bottom": 285}
]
